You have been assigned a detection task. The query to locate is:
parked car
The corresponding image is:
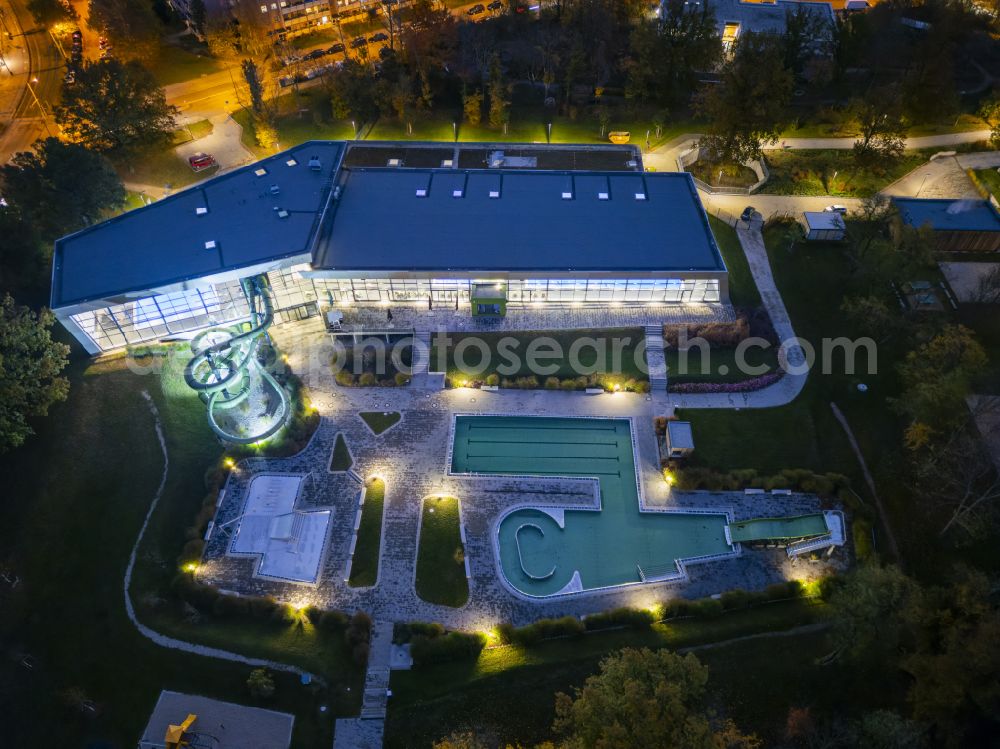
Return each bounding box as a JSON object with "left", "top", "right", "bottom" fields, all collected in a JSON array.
[
  {"left": 368, "top": 31, "right": 388, "bottom": 42},
  {"left": 350, "top": 36, "right": 367, "bottom": 48},
  {"left": 823, "top": 204, "right": 848, "bottom": 214},
  {"left": 304, "top": 48, "right": 327, "bottom": 60},
  {"left": 487, "top": 0, "right": 503, "bottom": 9},
  {"left": 188, "top": 153, "right": 217, "bottom": 172},
  {"left": 327, "top": 42, "right": 345, "bottom": 54},
  {"left": 467, "top": 3, "right": 485, "bottom": 14},
  {"left": 740, "top": 206, "right": 756, "bottom": 223}
]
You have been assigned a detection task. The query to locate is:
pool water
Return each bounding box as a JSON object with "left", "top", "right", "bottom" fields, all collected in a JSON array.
[{"left": 451, "top": 416, "right": 732, "bottom": 597}]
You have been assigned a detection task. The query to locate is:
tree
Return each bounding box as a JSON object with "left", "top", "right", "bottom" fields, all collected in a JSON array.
[
  {"left": 553, "top": 648, "right": 758, "bottom": 749},
  {"left": 894, "top": 325, "right": 987, "bottom": 430},
  {"left": 27, "top": 0, "right": 75, "bottom": 25},
  {"left": 902, "top": 568, "right": 1000, "bottom": 748},
  {"left": 0, "top": 295, "right": 70, "bottom": 453},
  {"left": 625, "top": 4, "right": 721, "bottom": 110},
  {"left": 781, "top": 5, "right": 832, "bottom": 81},
  {"left": 487, "top": 53, "right": 509, "bottom": 129},
  {"left": 850, "top": 90, "right": 906, "bottom": 170},
  {"left": 0, "top": 138, "right": 125, "bottom": 240},
  {"left": 979, "top": 94, "right": 1000, "bottom": 149},
  {"left": 246, "top": 668, "right": 275, "bottom": 698},
  {"left": 327, "top": 60, "right": 380, "bottom": 125},
  {"left": 840, "top": 295, "right": 900, "bottom": 343},
  {"left": 972, "top": 264, "right": 1000, "bottom": 305},
  {"left": 55, "top": 60, "right": 177, "bottom": 154},
  {"left": 828, "top": 565, "right": 917, "bottom": 661},
  {"left": 463, "top": 89, "right": 483, "bottom": 127},
  {"left": 911, "top": 424, "right": 1000, "bottom": 539},
  {"left": 0, "top": 208, "right": 47, "bottom": 302},
  {"left": 189, "top": 0, "right": 207, "bottom": 35},
  {"left": 241, "top": 59, "right": 272, "bottom": 118},
  {"left": 88, "top": 0, "right": 161, "bottom": 61},
  {"left": 695, "top": 32, "right": 793, "bottom": 164}
]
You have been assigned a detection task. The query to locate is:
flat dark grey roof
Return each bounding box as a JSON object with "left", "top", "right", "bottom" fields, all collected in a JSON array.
[
  {"left": 313, "top": 169, "right": 725, "bottom": 273},
  {"left": 51, "top": 141, "right": 343, "bottom": 307},
  {"left": 894, "top": 197, "right": 1000, "bottom": 233}
]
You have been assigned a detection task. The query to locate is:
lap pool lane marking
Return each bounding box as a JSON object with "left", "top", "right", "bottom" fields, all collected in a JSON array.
[{"left": 451, "top": 416, "right": 733, "bottom": 598}]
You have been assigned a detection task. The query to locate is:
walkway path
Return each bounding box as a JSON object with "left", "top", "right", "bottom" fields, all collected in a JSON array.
[
  {"left": 667, "top": 219, "right": 808, "bottom": 409},
  {"left": 334, "top": 620, "right": 392, "bottom": 748},
  {"left": 122, "top": 392, "right": 323, "bottom": 683}
]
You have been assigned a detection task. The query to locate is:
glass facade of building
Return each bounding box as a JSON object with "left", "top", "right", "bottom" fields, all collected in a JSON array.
[{"left": 69, "top": 268, "right": 721, "bottom": 352}]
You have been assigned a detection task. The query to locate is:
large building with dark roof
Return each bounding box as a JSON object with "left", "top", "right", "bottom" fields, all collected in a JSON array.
[{"left": 51, "top": 141, "right": 729, "bottom": 354}]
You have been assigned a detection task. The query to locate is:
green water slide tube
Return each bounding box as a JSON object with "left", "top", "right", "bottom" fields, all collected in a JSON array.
[{"left": 184, "top": 275, "right": 291, "bottom": 444}]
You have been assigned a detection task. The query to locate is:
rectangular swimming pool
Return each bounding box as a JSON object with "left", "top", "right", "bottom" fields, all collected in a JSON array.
[{"left": 452, "top": 415, "right": 733, "bottom": 597}]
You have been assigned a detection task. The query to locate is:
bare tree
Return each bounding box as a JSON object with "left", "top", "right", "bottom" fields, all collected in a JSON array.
[{"left": 973, "top": 264, "right": 1000, "bottom": 305}]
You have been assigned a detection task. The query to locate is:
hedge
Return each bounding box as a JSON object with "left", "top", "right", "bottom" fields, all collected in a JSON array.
[
  {"left": 410, "top": 631, "right": 486, "bottom": 667},
  {"left": 583, "top": 607, "right": 655, "bottom": 631},
  {"left": 669, "top": 466, "right": 850, "bottom": 496},
  {"left": 495, "top": 616, "right": 585, "bottom": 646}
]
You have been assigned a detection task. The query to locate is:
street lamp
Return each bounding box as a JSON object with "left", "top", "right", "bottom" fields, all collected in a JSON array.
[
  {"left": 26, "top": 77, "right": 53, "bottom": 137},
  {"left": 452, "top": 121, "right": 457, "bottom": 141},
  {"left": 547, "top": 122, "right": 552, "bottom": 142}
]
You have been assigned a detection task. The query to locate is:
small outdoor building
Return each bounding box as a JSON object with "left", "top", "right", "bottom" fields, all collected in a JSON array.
[
  {"left": 138, "top": 690, "right": 294, "bottom": 749},
  {"left": 665, "top": 421, "right": 695, "bottom": 458},
  {"left": 893, "top": 197, "right": 1000, "bottom": 252},
  {"left": 803, "top": 211, "right": 846, "bottom": 241},
  {"left": 471, "top": 282, "right": 507, "bottom": 317}
]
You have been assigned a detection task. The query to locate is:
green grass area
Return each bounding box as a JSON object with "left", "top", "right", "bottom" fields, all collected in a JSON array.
[
  {"left": 707, "top": 215, "right": 761, "bottom": 308},
  {"left": 0, "top": 352, "right": 356, "bottom": 747},
  {"left": 148, "top": 44, "right": 224, "bottom": 86},
  {"left": 171, "top": 118, "right": 215, "bottom": 146},
  {"left": 779, "top": 113, "right": 987, "bottom": 139},
  {"left": 761, "top": 149, "right": 931, "bottom": 197},
  {"left": 430, "top": 328, "right": 647, "bottom": 386},
  {"left": 385, "top": 598, "right": 830, "bottom": 748},
  {"left": 114, "top": 146, "right": 212, "bottom": 191},
  {"left": 687, "top": 160, "right": 758, "bottom": 189},
  {"left": 415, "top": 496, "right": 468, "bottom": 608},
  {"left": 360, "top": 411, "right": 401, "bottom": 435},
  {"left": 973, "top": 167, "right": 1000, "bottom": 199},
  {"left": 665, "top": 345, "right": 780, "bottom": 384},
  {"left": 348, "top": 478, "right": 386, "bottom": 588},
  {"left": 330, "top": 433, "right": 352, "bottom": 471},
  {"left": 699, "top": 627, "right": 907, "bottom": 745}
]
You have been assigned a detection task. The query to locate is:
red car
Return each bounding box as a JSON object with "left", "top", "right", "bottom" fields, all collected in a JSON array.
[{"left": 188, "top": 153, "right": 217, "bottom": 172}]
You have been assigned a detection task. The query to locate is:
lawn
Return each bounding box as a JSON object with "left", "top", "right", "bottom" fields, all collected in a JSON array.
[
  {"left": 0, "top": 351, "right": 357, "bottom": 747},
  {"left": 686, "top": 159, "right": 758, "bottom": 189},
  {"left": 707, "top": 215, "right": 761, "bottom": 308},
  {"left": 665, "top": 345, "right": 780, "bottom": 384},
  {"left": 348, "top": 478, "right": 386, "bottom": 588},
  {"left": 761, "top": 149, "right": 930, "bottom": 197},
  {"left": 360, "top": 411, "right": 401, "bottom": 435},
  {"left": 330, "top": 433, "right": 353, "bottom": 471},
  {"left": 114, "top": 145, "right": 212, "bottom": 191},
  {"left": 430, "top": 328, "right": 647, "bottom": 386},
  {"left": 415, "top": 496, "right": 468, "bottom": 608},
  {"left": 384, "top": 598, "right": 831, "bottom": 748},
  {"left": 973, "top": 167, "right": 1000, "bottom": 199},
  {"left": 148, "top": 44, "right": 224, "bottom": 86}
]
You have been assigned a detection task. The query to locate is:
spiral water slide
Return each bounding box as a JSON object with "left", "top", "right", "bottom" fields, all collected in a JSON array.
[{"left": 184, "top": 275, "right": 291, "bottom": 444}]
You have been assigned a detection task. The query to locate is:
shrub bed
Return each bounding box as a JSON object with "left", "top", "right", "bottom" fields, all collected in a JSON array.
[
  {"left": 410, "top": 630, "right": 486, "bottom": 667},
  {"left": 667, "top": 465, "right": 850, "bottom": 496},
  {"left": 495, "top": 616, "right": 585, "bottom": 646},
  {"left": 669, "top": 371, "right": 784, "bottom": 393},
  {"left": 582, "top": 607, "right": 656, "bottom": 631}
]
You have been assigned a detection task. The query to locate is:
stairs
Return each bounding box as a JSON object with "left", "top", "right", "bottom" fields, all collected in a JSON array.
[
  {"left": 411, "top": 331, "right": 431, "bottom": 377},
  {"left": 644, "top": 325, "right": 668, "bottom": 391},
  {"left": 359, "top": 621, "right": 394, "bottom": 720}
]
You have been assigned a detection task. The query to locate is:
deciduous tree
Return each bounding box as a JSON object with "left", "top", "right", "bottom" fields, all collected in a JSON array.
[
  {"left": 55, "top": 60, "right": 177, "bottom": 154},
  {"left": 88, "top": 0, "right": 161, "bottom": 61},
  {"left": 850, "top": 90, "right": 906, "bottom": 171},
  {"left": 0, "top": 138, "right": 125, "bottom": 240},
  {"left": 0, "top": 295, "right": 70, "bottom": 453}
]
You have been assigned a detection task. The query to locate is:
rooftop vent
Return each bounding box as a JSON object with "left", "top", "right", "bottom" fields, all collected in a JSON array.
[
  {"left": 561, "top": 191, "right": 573, "bottom": 200},
  {"left": 626, "top": 160, "right": 638, "bottom": 168},
  {"left": 195, "top": 206, "right": 208, "bottom": 215},
  {"left": 204, "top": 240, "right": 217, "bottom": 250},
  {"left": 441, "top": 159, "right": 454, "bottom": 168},
  {"left": 254, "top": 168, "right": 268, "bottom": 177},
  {"left": 598, "top": 192, "right": 609, "bottom": 200},
  {"left": 387, "top": 158, "right": 402, "bottom": 167},
  {"left": 489, "top": 190, "right": 500, "bottom": 199},
  {"left": 285, "top": 158, "right": 298, "bottom": 167},
  {"left": 269, "top": 184, "right": 280, "bottom": 195},
  {"left": 415, "top": 188, "right": 428, "bottom": 197},
  {"left": 277, "top": 209, "right": 290, "bottom": 219},
  {"left": 635, "top": 192, "right": 647, "bottom": 201},
  {"left": 452, "top": 189, "right": 463, "bottom": 198},
  {"left": 308, "top": 156, "right": 322, "bottom": 171}
]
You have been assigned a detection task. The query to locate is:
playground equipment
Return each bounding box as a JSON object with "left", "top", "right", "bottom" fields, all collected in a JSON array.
[
  {"left": 185, "top": 275, "right": 291, "bottom": 444},
  {"left": 165, "top": 713, "right": 197, "bottom": 748}
]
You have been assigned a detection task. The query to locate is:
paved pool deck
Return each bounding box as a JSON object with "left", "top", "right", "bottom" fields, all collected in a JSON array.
[{"left": 193, "top": 317, "right": 848, "bottom": 631}]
